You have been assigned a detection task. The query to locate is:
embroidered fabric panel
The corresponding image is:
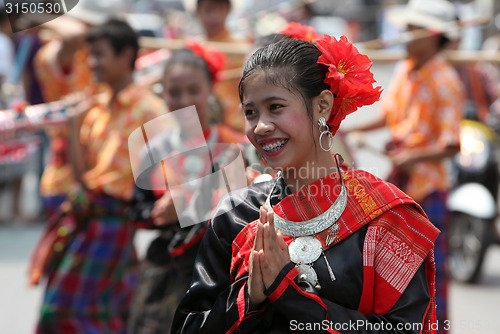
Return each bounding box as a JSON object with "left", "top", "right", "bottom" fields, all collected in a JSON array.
[{"left": 375, "top": 228, "right": 423, "bottom": 293}]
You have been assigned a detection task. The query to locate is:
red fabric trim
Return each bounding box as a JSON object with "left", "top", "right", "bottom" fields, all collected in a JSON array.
[
  {"left": 358, "top": 265, "right": 374, "bottom": 316},
  {"left": 420, "top": 299, "right": 432, "bottom": 334},
  {"left": 169, "top": 223, "right": 209, "bottom": 258},
  {"left": 226, "top": 318, "right": 240, "bottom": 334},
  {"left": 267, "top": 266, "right": 298, "bottom": 302},
  {"left": 237, "top": 283, "right": 246, "bottom": 321},
  {"left": 225, "top": 282, "right": 264, "bottom": 334},
  {"left": 423, "top": 252, "right": 438, "bottom": 334}
]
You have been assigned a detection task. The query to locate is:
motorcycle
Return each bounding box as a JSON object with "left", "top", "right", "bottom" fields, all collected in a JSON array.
[{"left": 447, "top": 116, "right": 500, "bottom": 283}]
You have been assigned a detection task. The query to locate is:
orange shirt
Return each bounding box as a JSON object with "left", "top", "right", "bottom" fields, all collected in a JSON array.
[
  {"left": 80, "top": 83, "right": 167, "bottom": 201},
  {"left": 35, "top": 41, "right": 95, "bottom": 197},
  {"left": 379, "top": 56, "right": 464, "bottom": 201}
]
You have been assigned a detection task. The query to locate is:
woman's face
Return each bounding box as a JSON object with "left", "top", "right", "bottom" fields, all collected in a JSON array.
[
  {"left": 242, "top": 72, "right": 322, "bottom": 173},
  {"left": 162, "top": 63, "right": 212, "bottom": 129}
]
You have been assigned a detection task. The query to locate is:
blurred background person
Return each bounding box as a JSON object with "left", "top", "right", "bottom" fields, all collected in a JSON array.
[
  {"left": 0, "top": 4, "right": 40, "bottom": 224},
  {"left": 195, "top": 0, "right": 247, "bottom": 132},
  {"left": 0, "top": 5, "right": 22, "bottom": 225},
  {"left": 33, "top": 18, "right": 167, "bottom": 333},
  {"left": 128, "top": 42, "right": 250, "bottom": 334},
  {"left": 34, "top": 0, "right": 118, "bottom": 218}
]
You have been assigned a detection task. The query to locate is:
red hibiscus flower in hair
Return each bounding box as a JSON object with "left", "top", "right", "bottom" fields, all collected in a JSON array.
[
  {"left": 185, "top": 41, "right": 226, "bottom": 83},
  {"left": 281, "top": 22, "right": 319, "bottom": 42},
  {"left": 316, "top": 34, "right": 382, "bottom": 132},
  {"left": 328, "top": 83, "right": 382, "bottom": 134},
  {"left": 316, "top": 35, "right": 375, "bottom": 94}
]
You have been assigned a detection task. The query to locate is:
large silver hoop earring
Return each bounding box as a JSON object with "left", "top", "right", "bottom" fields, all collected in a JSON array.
[{"left": 318, "top": 117, "right": 334, "bottom": 152}]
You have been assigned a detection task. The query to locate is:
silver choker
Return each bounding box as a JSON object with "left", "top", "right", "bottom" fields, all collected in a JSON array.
[
  {"left": 265, "top": 179, "right": 347, "bottom": 237},
  {"left": 264, "top": 156, "right": 347, "bottom": 289}
]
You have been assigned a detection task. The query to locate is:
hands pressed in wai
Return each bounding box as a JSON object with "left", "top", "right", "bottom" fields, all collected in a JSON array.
[{"left": 248, "top": 206, "right": 290, "bottom": 308}]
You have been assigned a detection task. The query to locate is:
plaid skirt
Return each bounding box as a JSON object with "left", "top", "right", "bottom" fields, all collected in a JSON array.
[{"left": 36, "top": 213, "right": 137, "bottom": 333}]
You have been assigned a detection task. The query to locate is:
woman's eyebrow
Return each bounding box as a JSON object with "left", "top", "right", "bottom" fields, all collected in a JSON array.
[{"left": 242, "top": 96, "right": 287, "bottom": 108}]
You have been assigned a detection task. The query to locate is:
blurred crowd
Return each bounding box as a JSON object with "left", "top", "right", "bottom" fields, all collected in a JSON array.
[
  {"left": 1, "top": 1, "right": 500, "bottom": 224},
  {"left": 1, "top": 0, "right": 500, "bottom": 333}
]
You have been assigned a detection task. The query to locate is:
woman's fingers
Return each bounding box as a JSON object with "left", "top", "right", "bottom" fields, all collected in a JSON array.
[
  {"left": 277, "top": 230, "right": 289, "bottom": 254},
  {"left": 263, "top": 213, "right": 279, "bottom": 252},
  {"left": 259, "top": 208, "right": 292, "bottom": 289},
  {"left": 267, "top": 210, "right": 275, "bottom": 232},
  {"left": 254, "top": 220, "right": 264, "bottom": 252},
  {"left": 260, "top": 206, "right": 268, "bottom": 225},
  {"left": 248, "top": 249, "right": 266, "bottom": 307}
]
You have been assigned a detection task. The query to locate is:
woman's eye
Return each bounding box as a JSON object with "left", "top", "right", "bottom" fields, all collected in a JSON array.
[
  {"left": 270, "top": 104, "right": 283, "bottom": 111},
  {"left": 244, "top": 109, "right": 255, "bottom": 118},
  {"left": 168, "top": 89, "right": 180, "bottom": 98}
]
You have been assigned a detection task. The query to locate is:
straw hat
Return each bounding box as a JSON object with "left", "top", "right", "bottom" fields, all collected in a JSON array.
[
  {"left": 67, "top": 0, "right": 125, "bottom": 26},
  {"left": 387, "top": 0, "right": 460, "bottom": 40}
]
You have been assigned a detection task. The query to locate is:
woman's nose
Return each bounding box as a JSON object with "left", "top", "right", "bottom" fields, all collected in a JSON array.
[{"left": 254, "top": 118, "right": 274, "bottom": 135}]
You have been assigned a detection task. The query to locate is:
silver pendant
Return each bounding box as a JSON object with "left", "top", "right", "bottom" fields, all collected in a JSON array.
[
  {"left": 296, "top": 264, "right": 318, "bottom": 286},
  {"left": 289, "top": 236, "right": 322, "bottom": 264}
]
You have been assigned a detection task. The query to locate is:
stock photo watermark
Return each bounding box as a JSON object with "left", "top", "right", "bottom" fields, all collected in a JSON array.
[
  {"left": 3, "top": 0, "right": 79, "bottom": 32},
  {"left": 128, "top": 105, "right": 248, "bottom": 228}
]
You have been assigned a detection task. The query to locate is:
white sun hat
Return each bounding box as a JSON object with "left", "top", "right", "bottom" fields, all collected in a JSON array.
[
  {"left": 67, "top": 0, "right": 126, "bottom": 26},
  {"left": 387, "top": 0, "right": 460, "bottom": 40}
]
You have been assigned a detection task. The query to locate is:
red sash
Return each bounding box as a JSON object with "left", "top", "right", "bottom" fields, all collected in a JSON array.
[{"left": 231, "top": 169, "right": 439, "bottom": 333}]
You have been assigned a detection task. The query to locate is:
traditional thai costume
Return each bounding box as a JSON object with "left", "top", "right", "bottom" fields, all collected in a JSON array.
[{"left": 172, "top": 169, "right": 439, "bottom": 333}]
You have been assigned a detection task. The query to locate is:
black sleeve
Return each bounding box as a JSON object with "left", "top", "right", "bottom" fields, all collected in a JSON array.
[{"left": 171, "top": 184, "right": 272, "bottom": 334}]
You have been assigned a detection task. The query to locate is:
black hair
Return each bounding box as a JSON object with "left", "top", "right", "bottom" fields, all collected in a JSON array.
[
  {"left": 239, "top": 38, "right": 330, "bottom": 119},
  {"left": 251, "top": 33, "right": 289, "bottom": 50},
  {"left": 163, "top": 48, "right": 213, "bottom": 85},
  {"left": 86, "top": 19, "right": 139, "bottom": 70}
]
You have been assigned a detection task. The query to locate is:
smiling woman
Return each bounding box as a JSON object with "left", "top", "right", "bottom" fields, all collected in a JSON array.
[
  {"left": 241, "top": 72, "right": 330, "bottom": 190},
  {"left": 171, "top": 33, "right": 441, "bottom": 334}
]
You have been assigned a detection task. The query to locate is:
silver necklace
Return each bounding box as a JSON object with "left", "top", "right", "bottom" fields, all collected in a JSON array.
[{"left": 265, "top": 155, "right": 347, "bottom": 289}]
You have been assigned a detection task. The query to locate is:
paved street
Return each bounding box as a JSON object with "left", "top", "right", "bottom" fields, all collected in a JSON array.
[{"left": 0, "top": 220, "right": 157, "bottom": 334}]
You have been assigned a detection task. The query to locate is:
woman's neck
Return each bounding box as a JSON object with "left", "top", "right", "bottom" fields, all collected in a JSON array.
[{"left": 281, "top": 153, "right": 338, "bottom": 193}]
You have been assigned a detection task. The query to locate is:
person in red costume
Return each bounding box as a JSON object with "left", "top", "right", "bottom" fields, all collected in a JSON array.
[
  {"left": 172, "top": 32, "right": 440, "bottom": 333},
  {"left": 128, "top": 42, "right": 250, "bottom": 334}
]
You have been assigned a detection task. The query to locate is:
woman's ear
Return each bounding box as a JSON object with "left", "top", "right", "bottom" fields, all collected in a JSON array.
[{"left": 314, "top": 89, "right": 334, "bottom": 121}]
